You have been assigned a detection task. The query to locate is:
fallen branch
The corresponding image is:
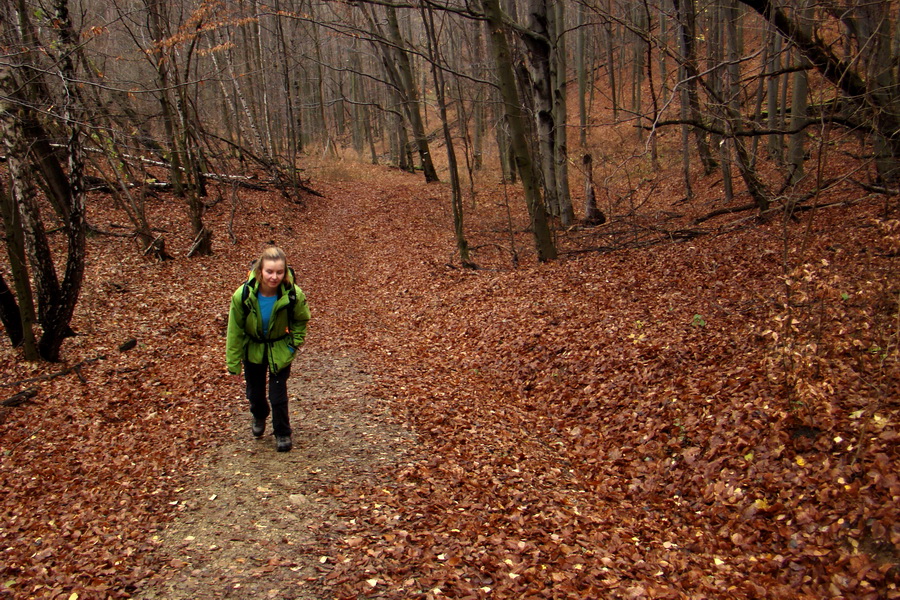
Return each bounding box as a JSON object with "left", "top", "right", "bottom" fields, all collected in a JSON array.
[
  {"left": 0, "top": 356, "right": 106, "bottom": 388},
  {"left": 692, "top": 202, "right": 758, "bottom": 225},
  {"left": 48, "top": 144, "right": 268, "bottom": 190},
  {"left": 562, "top": 245, "right": 621, "bottom": 255},
  {"left": 562, "top": 223, "right": 709, "bottom": 257},
  {"left": 638, "top": 223, "right": 709, "bottom": 240},
  {"left": 202, "top": 131, "right": 324, "bottom": 199},
  {"left": 2, "top": 388, "right": 37, "bottom": 407},
  {"left": 712, "top": 195, "right": 872, "bottom": 234},
  {"left": 86, "top": 224, "right": 138, "bottom": 238},
  {"left": 851, "top": 179, "right": 899, "bottom": 196}
]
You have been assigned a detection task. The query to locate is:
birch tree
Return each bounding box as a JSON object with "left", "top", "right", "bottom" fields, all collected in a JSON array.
[
  {"left": 482, "top": 0, "right": 557, "bottom": 261},
  {"left": 0, "top": 2, "right": 86, "bottom": 361}
]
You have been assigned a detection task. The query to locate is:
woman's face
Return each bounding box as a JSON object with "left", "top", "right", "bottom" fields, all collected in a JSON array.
[{"left": 259, "top": 258, "right": 286, "bottom": 295}]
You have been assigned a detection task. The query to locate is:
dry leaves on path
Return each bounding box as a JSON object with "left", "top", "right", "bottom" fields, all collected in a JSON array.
[{"left": 0, "top": 164, "right": 897, "bottom": 599}]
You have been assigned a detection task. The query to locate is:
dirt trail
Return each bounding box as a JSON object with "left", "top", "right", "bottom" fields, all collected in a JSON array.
[
  {"left": 134, "top": 350, "right": 412, "bottom": 599},
  {"left": 132, "top": 173, "right": 436, "bottom": 599}
]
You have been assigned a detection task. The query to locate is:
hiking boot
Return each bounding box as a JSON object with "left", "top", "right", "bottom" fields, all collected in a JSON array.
[
  {"left": 252, "top": 418, "right": 266, "bottom": 438},
  {"left": 276, "top": 435, "right": 292, "bottom": 452}
]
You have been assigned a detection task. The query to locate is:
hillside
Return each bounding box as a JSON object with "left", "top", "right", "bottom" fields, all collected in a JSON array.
[{"left": 0, "top": 156, "right": 897, "bottom": 599}]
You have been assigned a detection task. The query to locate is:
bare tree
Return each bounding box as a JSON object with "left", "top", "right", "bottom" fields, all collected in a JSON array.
[
  {"left": 482, "top": 0, "right": 557, "bottom": 261},
  {"left": 786, "top": 0, "right": 813, "bottom": 184},
  {"left": 0, "top": 179, "right": 32, "bottom": 354},
  {"left": 672, "top": 0, "right": 717, "bottom": 174},
  {"left": 421, "top": 4, "right": 474, "bottom": 268},
  {"left": 0, "top": 12, "right": 86, "bottom": 360},
  {"left": 740, "top": 0, "right": 900, "bottom": 185},
  {"left": 356, "top": 2, "right": 440, "bottom": 182}
]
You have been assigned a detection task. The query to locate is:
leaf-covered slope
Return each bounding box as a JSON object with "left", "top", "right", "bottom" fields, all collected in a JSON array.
[
  {"left": 0, "top": 165, "right": 896, "bottom": 599},
  {"left": 312, "top": 177, "right": 898, "bottom": 599}
]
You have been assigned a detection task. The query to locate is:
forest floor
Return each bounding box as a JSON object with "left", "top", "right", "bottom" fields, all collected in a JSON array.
[
  {"left": 0, "top": 159, "right": 898, "bottom": 600},
  {"left": 133, "top": 350, "right": 414, "bottom": 600}
]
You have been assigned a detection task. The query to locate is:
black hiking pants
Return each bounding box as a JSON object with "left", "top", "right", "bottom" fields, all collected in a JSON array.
[{"left": 244, "top": 356, "right": 292, "bottom": 438}]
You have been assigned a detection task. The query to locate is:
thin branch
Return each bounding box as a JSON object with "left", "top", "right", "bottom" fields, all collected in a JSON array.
[{"left": 0, "top": 356, "right": 106, "bottom": 388}]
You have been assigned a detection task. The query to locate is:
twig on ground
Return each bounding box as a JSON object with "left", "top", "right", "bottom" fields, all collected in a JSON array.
[
  {"left": 0, "top": 356, "right": 105, "bottom": 388},
  {"left": 2, "top": 388, "right": 37, "bottom": 407}
]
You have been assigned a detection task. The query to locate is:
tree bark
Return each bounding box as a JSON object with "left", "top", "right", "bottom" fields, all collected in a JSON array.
[
  {"left": 583, "top": 154, "right": 606, "bottom": 225},
  {"left": 787, "top": 0, "right": 812, "bottom": 184},
  {"left": 552, "top": 0, "right": 574, "bottom": 226},
  {"left": 0, "top": 59, "right": 85, "bottom": 361},
  {"left": 740, "top": 0, "right": 900, "bottom": 183},
  {"left": 605, "top": 0, "right": 618, "bottom": 121},
  {"left": 383, "top": 5, "right": 440, "bottom": 182},
  {"left": 765, "top": 25, "right": 785, "bottom": 162},
  {"left": 0, "top": 180, "right": 28, "bottom": 350},
  {"left": 481, "top": 0, "right": 557, "bottom": 261},
  {"left": 274, "top": 0, "right": 300, "bottom": 184},
  {"left": 725, "top": 0, "right": 772, "bottom": 212},
  {"left": 709, "top": 4, "right": 733, "bottom": 201},
  {"left": 144, "top": 0, "right": 185, "bottom": 196},
  {"left": 576, "top": 1, "right": 589, "bottom": 148},
  {"left": 673, "top": 0, "right": 717, "bottom": 174},
  {"left": 523, "top": 0, "right": 561, "bottom": 220},
  {"left": 422, "top": 5, "right": 473, "bottom": 268}
]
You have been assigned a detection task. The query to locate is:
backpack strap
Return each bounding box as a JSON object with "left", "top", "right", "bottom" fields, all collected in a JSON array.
[
  {"left": 286, "top": 267, "right": 297, "bottom": 311},
  {"left": 240, "top": 279, "right": 253, "bottom": 318},
  {"left": 241, "top": 268, "right": 297, "bottom": 325}
]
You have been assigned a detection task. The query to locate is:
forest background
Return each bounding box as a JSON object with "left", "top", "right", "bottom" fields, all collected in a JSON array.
[{"left": 0, "top": 0, "right": 898, "bottom": 598}]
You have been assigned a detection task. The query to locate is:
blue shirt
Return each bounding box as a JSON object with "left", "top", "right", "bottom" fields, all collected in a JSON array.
[{"left": 258, "top": 294, "right": 277, "bottom": 335}]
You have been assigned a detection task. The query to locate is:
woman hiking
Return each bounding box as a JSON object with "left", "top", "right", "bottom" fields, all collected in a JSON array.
[{"left": 226, "top": 246, "right": 310, "bottom": 452}]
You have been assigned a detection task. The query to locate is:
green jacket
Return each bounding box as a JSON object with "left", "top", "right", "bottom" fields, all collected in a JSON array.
[{"left": 226, "top": 277, "right": 310, "bottom": 375}]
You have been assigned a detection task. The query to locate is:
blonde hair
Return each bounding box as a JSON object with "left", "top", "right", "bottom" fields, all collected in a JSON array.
[{"left": 252, "top": 246, "right": 288, "bottom": 284}]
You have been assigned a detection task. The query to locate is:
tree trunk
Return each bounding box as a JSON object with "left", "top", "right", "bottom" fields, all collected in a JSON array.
[
  {"left": 495, "top": 112, "right": 516, "bottom": 184},
  {"left": 471, "top": 21, "right": 486, "bottom": 172},
  {"left": 523, "top": 0, "right": 561, "bottom": 220},
  {"left": 312, "top": 26, "right": 337, "bottom": 156},
  {"left": 583, "top": 154, "right": 606, "bottom": 225},
  {"left": 658, "top": 5, "right": 669, "bottom": 105},
  {"left": 632, "top": 3, "right": 646, "bottom": 144},
  {"left": 253, "top": 1, "right": 275, "bottom": 158},
  {"left": 605, "top": 0, "right": 618, "bottom": 121},
  {"left": 274, "top": 0, "right": 299, "bottom": 184},
  {"left": 383, "top": 5, "right": 439, "bottom": 182},
  {"left": 678, "top": 48, "right": 694, "bottom": 200},
  {"left": 145, "top": 0, "right": 211, "bottom": 256},
  {"left": 724, "top": 0, "right": 772, "bottom": 212},
  {"left": 740, "top": 0, "right": 900, "bottom": 184},
  {"left": 452, "top": 75, "right": 479, "bottom": 206},
  {"left": 422, "top": 5, "right": 473, "bottom": 268},
  {"left": 849, "top": 0, "right": 898, "bottom": 183},
  {"left": 576, "top": 1, "right": 589, "bottom": 147},
  {"left": 710, "top": 4, "right": 733, "bottom": 202},
  {"left": 0, "top": 272, "right": 23, "bottom": 348},
  {"left": 482, "top": 0, "right": 557, "bottom": 261},
  {"left": 553, "top": 0, "right": 574, "bottom": 226},
  {"left": 0, "top": 62, "right": 86, "bottom": 361},
  {"left": 643, "top": 0, "right": 660, "bottom": 170},
  {"left": 216, "top": 27, "right": 268, "bottom": 160},
  {"left": 787, "top": 1, "right": 813, "bottom": 184},
  {"left": 350, "top": 48, "right": 365, "bottom": 156},
  {"left": 0, "top": 180, "right": 30, "bottom": 352},
  {"left": 765, "top": 24, "right": 784, "bottom": 162},
  {"left": 144, "top": 0, "right": 185, "bottom": 196},
  {"left": 748, "top": 24, "right": 769, "bottom": 166},
  {"left": 674, "top": 0, "right": 717, "bottom": 174}
]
